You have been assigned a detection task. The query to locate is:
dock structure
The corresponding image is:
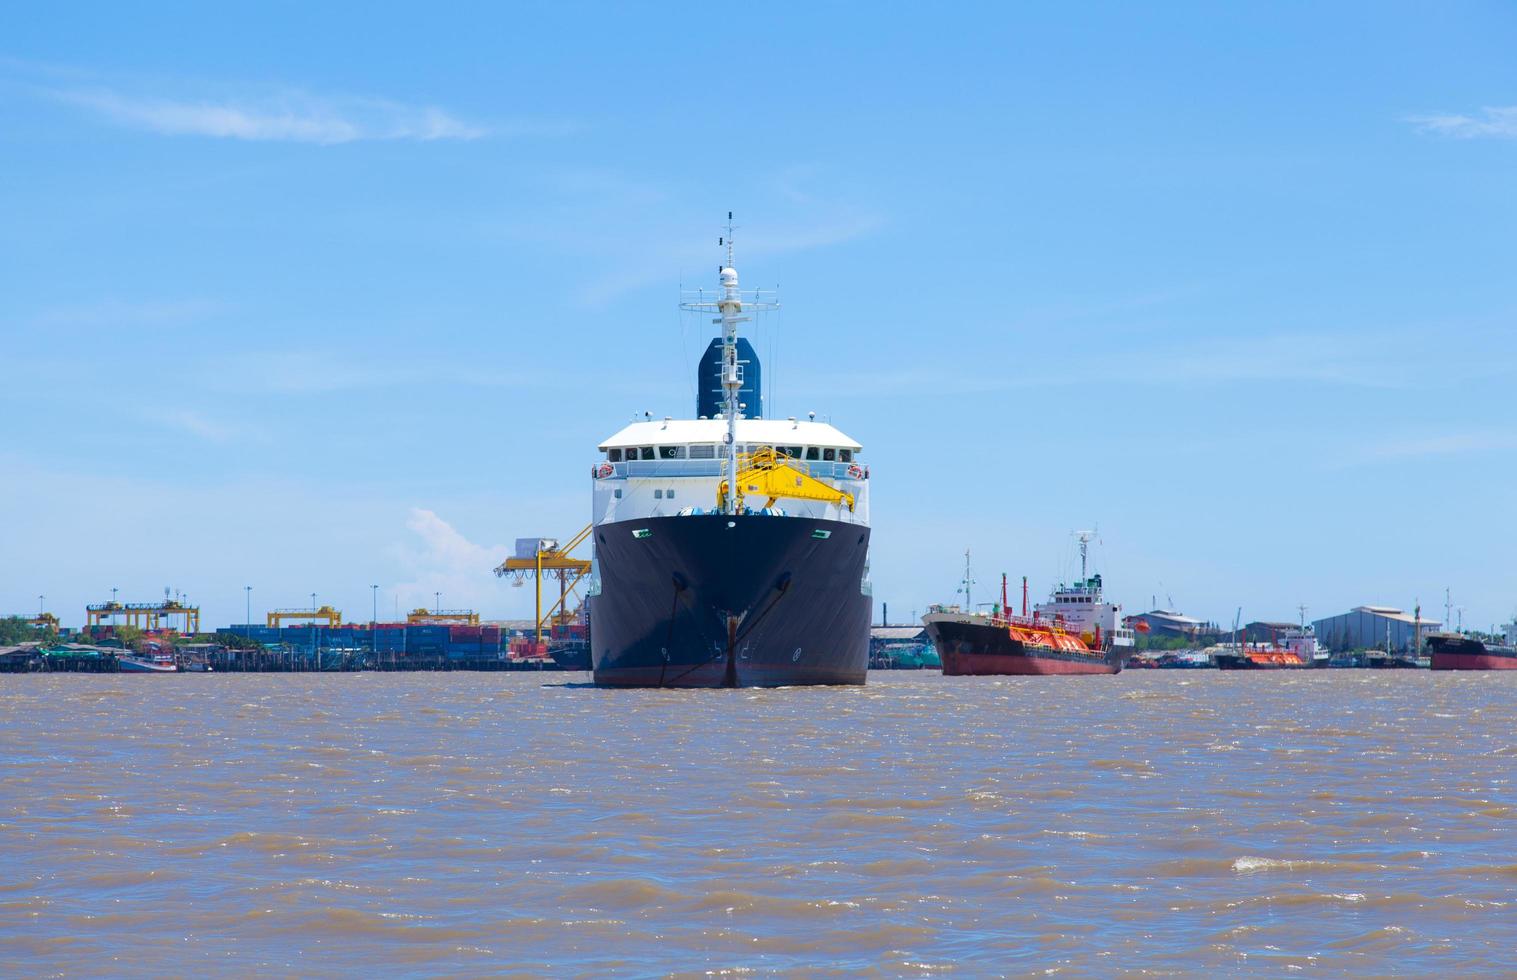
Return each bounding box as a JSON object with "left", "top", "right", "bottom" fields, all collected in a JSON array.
[
  {"left": 266, "top": 605, "right": 343, "bottom": 628},
  {"left": 86, "top": 599, "right": 200, "bottom": 633},
  {"left": 405, "top": 608, "right": 480, "bottom": 625}
]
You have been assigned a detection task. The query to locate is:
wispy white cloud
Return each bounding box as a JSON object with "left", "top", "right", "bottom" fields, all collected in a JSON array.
[
  {"left": 51, "top": 86, "right": 487, "bottom": 144},
  {"left": 575, "top": 214, "right": 885, "bottom": 307},
  {"left": 389, "top": 508, "right": 511, "bottom": 615},
  {"left": 791, "top": 328, "right": 1452, "bottom": 398},
  {"left": 142, "top": 408, "right": 269, "bottom": 445},
  {"left": 1409, "top": 105, "right": 1517, "bottom": 139},
  {"left": 1341, "top": 430, "right": 1517, "bottom": 466},
  {"left": 154, "top": 409, "right": 235, "bottom": 442},
  {"left": 26, "top": 298, "right": 223, "bottom": 330}
]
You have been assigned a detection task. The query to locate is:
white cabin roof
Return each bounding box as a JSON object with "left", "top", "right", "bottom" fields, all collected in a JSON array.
[{"left": 598, "top": 418, "right": 862, "bottom": 452}]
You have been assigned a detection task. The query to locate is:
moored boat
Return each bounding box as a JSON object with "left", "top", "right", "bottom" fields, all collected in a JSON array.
[
  {"left": 118, "top": 653, "right": 178, "bottom": 673},
  {"left": 1213, "top": 626, "right": 1319, "bottom": 670},
  {"left": 923, "top": 535, "right": 1131, "bottom": 676},
  {"left": 925, "top": 610, "right": 1123, "bottom": 675},
  {"left": 1427, "top": 632, "right": 1517, "bottom": 670}
]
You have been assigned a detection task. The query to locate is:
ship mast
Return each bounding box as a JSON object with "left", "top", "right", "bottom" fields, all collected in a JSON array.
[
  {"left": 1075, "top": 530, "right": 1095, "bottom": 582},
  {"left": 680, "top": 213, "right": 778, "bottom": 515}
]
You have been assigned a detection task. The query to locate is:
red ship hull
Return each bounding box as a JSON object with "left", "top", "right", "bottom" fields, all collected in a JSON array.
[
  {"left": 925, "top": 615, "right": 1122, "bottom": 676},
  {"left": 939, "top": 649, "right": 1119, "bottom": 676},
  {"left": 1427, "top": 635, "right": 1517, "bottom": 670},
  {"left": 1430, "top": 652, "right": 1517, "bottom": 670}
]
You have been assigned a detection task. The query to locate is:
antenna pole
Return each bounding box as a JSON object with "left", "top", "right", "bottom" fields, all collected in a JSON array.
[
  {"left": 718, "top": 213, "right": 743, "bottom": 514},
  {"left": 1075, "top": 530, "right": 1094, "bottom": 582},
  {"left": 679, "top": 213, "right": 778, "bottom": 515}
]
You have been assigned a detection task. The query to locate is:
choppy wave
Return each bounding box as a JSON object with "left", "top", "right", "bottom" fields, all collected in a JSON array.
[{"left": 2, "top": 671, "right": 1516, "bottom": 973}]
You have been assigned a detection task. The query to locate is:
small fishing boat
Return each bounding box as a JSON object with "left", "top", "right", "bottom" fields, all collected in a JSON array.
[{"left": 118, "top": 652, "right": 178, "bottom": 673}]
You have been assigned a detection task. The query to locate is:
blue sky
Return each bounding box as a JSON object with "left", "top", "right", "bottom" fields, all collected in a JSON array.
[{"left": 3, "top": 3, "right": 1515, "bottom": 632}]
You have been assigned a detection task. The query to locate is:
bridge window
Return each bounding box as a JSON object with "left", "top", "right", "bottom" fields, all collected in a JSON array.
[
  {"left": 608, "top": 448, "right": 623, "bottom": 462},
  {"left": 689, "top": 444, "right": 716, "bottom": 459},
  {"left": 639, "top": 447, "right": 656, "bottom": 460},
  {"left": 823, "top": 448, "right": 837, "bottom": 461},
  {"left": 839, "top": 449, "right": 852, "bottom": 463},
  {"left": 660, "top": 445, "right": 686, "bottom": 459},
  {"left": 805, "top": 447, "right": 820, "bottom": 460},
  {"left": 782, "top": 446, "right": 802, "bottom": 459}
]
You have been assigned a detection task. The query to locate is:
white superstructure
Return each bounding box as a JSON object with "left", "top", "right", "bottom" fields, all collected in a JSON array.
[
  {"left": 1033, "top": 532, "right": 1135, "bottom": 650},
  {"left": 592, "top": 417, "right": 870, "bottom": 527},
  {"left": 590, "top": 217, "right": 869, "bottom": 531}
]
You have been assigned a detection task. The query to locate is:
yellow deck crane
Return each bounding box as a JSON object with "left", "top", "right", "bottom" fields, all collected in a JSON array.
[
  {"left": 267, "top": 606, "right": 343, "bottom": 628},
  {"left": 87, "top": 599, "right": 201, "bottom": 633},
  {"left": 494, "top": 524, "right": 593, "bottom": 646},
  {"left": 716, "top": 447, "right": 856, "bottom": 513},
  {"left": 406, "top": 608, "right": 481, "bottom": 625}
]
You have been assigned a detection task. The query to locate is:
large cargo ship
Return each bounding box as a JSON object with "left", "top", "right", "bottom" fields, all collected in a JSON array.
[
  {"left": 1427, "top": 629, "right": 1517, "bottom": 670},
  {"left": 923, "top": 535, "right": 1132, "bottom": 676},
  {"left": 587, "top": 221, "right": 871, "bottom": 687}
]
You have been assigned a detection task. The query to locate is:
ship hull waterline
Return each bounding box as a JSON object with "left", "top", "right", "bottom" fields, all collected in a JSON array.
[
  {"left": 925, "top": 618, "right": 1122, "bottom": 676},
  {"left": 590, "top": 514, "right": 871, "bottom": 688}
]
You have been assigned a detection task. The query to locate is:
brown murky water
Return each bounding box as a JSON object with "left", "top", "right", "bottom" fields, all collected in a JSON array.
[{"left": 2, "top": 671, "right": 1514, "bottom": 975}]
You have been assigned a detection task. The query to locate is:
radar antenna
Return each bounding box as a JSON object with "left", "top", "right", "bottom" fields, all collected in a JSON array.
[
  {"left": 957, "top": 548, "right": 975, "bottom": 610},
  {"left": 1074, "top": 530, "right": 1096, "bottom": 581}
]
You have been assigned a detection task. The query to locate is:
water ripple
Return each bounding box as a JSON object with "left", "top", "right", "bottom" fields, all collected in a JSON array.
[{"left": 1, "top": 672, "right": 1515, "bottom": 974}]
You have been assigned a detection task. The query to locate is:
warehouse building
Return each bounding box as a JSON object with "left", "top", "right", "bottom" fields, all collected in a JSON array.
[{"left": 1312, "top": 605, "right": 1440, "bottom": 654}]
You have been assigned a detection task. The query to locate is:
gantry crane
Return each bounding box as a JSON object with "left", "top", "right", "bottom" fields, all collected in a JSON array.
[
  {"left": 494, "top": 524, "right": 593, "bottom": 645},
  {"left": 30, "top": 612, "right": 60, "bottom": 631},
  {"left": 267, "top": 606, "right": 343, "bottom": 628},
  {"left": 87, "top": 598, "right": 200, "bottom": 633},
  {"left": 406, "top": 608, "right": 480, "bottom": 625}
]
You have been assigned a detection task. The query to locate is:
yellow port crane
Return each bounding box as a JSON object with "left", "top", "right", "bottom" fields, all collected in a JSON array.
[
  {"left": 717, "top": 447, "right": 856, "bottom": 513},
  {"left": 494, "top": 524, "right": 593, "bottom": 645},
  {"left": 87, "top": 599, "right": 200, "bottom": 633},
  {"left": 406, "top": 608, "right": 480, "bottom": 625},
  {"left": 267, "top": 606, "right": 343, "bottom": 628},
  {"left": 30, "top": 612, "right": 60, "bottom": 631}
]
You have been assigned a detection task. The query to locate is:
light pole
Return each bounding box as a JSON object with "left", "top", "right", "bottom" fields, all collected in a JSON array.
[
  {"left": 244, "top": 585, "right": 252, "bottom": 670},
  {"left": 434, "top": 591, "right": 441, "bottom": 615},
  {"left": 371, "top": 584, "right": 378, "bottom": 662}
]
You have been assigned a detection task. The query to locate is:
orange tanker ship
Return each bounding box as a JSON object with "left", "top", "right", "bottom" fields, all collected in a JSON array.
[{"left": 922, "top": 537, "right": 1134, "bottom": 676}]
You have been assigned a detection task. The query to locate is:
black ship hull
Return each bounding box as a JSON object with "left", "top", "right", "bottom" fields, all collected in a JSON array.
[{"left": 590, "top": 514, "right": 871, "bottom": 687}]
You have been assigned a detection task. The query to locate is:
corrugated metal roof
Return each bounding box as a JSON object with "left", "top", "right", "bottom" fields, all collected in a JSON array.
[
  {"left": 599, "top": 418, "right": 861, "bottom": 451},
  {"left": 1341, "top": 606, "right": 1440, "bottom": 627}
]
